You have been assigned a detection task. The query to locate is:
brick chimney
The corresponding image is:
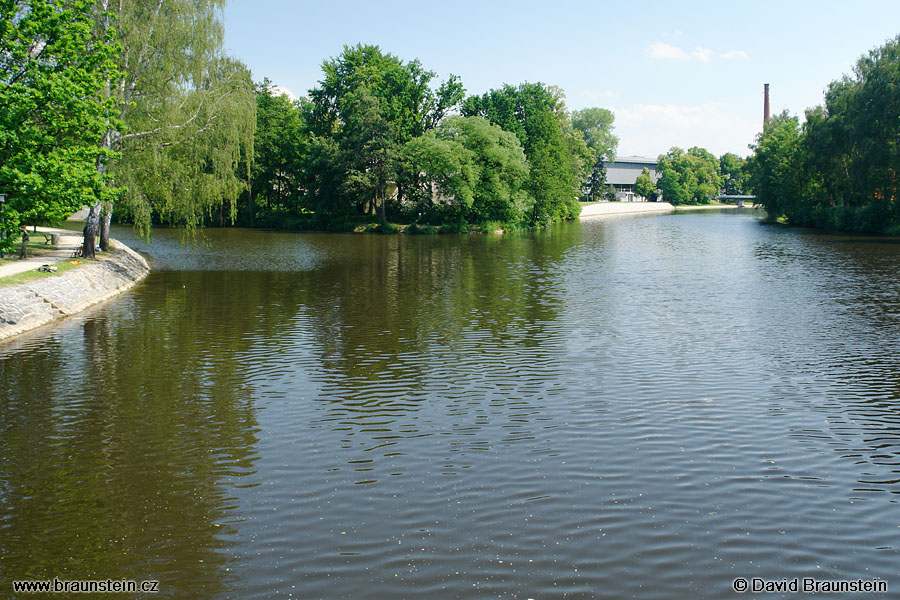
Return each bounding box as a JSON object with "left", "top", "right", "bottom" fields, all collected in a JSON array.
[{"left": 764, "top": 83, "right": 770, "bottom": 130}]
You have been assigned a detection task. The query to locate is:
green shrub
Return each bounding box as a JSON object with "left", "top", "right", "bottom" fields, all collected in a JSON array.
[
  {"left": 406, "top": 223, "right": 438, "bottom": 235},
  {"left": 440, "top": 218, "right": 469, "bottom": 234}
]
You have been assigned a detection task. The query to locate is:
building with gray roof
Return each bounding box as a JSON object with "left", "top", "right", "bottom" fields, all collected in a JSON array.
[{"left": 604, "top": 156, "right": 659, "bottom": 201}]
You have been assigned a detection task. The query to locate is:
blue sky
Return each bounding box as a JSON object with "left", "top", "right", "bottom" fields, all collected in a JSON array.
[{"left": 224, "top": 1, "right": 900, "bottom": 158}]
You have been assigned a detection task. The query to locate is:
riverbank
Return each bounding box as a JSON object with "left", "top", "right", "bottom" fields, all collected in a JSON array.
[
  {"left": 579, "top": 202, "right": 675, "bottom": 218},
  {"left": 579, "top": 202, "right": 746, "bottom": 219},
  {"left": 0, "top": 240, "right": 149, "bottom": 342}
]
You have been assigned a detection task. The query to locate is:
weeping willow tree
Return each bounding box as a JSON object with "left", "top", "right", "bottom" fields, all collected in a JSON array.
[{"left": 83, "top": 0, "right": 254, "bottom": 256}]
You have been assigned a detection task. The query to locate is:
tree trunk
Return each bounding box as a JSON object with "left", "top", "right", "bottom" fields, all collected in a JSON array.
[
  {"left": 83, "top": 203, "right": 101, "bottom": 260},
  {"left": 94, "top": 0, "right": 113, "bottom": 256},
  {"left": 247, "top": 185, "right": 255, "bottom": 227},
  {"left": 99, "top": 205, "right": 112, "bottom": 251}
]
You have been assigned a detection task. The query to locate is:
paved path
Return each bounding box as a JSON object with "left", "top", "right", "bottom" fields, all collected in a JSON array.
[{"left": 0, "top": 227, "right": 83, "bottom": 279}]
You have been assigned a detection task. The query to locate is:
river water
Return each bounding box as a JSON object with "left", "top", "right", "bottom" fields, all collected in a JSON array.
[{"left": 2, "top": 209, "right": 899, "bottom": 598}]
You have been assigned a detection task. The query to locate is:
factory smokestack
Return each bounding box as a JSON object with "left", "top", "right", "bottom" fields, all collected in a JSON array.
[{"left": 764, "top": 83, "right": 770, "bottom": 130}]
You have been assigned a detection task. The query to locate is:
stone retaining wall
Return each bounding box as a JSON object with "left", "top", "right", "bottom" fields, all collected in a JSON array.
[
  {"left": 0, "top": 241, "right": 149, "bottom": 341},
  {"left": 579, "top": 202, "right": 676, "bottom": 218}
]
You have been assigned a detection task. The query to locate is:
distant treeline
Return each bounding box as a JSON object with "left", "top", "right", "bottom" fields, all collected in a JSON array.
[
  {"left": 248, "top": 44, "right": 619, "bottom": 232},
  {"left": 747, "top": 36, "right": 900, "bottom": 234},
  {"left": 635, "top": 147, "right": 746, "bottom": 205}
]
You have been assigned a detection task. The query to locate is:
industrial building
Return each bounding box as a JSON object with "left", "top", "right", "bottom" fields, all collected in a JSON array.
[{"left": 603, "top": 155, "right": 659, "bottom": 201}]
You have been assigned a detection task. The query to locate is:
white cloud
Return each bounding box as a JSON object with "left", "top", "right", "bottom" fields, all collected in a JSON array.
[
  {"left": 611, "top": 102, "right": 759, "bottom": 157},
  {"left": 646, "top": 42, "right": 748, "bottom": 63},
  {"left": 269, "top": 84, "right": 298, "bottom": 102},
  {"left": 720, "top": 49, "right": 749, "bottom": 61},
  {"left": 693, "top": 47, "right": 715, "bottom": 63},
  {"left": 647, "top": 42, "right": 691, "bottom": 60}
]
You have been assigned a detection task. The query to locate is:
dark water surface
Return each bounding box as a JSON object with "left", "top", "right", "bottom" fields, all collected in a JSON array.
[{"left": 2, "top": 210, "right": 900, "bottom": 598}]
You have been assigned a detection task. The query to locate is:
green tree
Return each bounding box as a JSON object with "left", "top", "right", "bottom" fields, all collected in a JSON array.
[
  {"left": 91, "top": 0, "right": 255, "bottom": 254},
  {"left": 462, "top": 83, "right": 583, "bottom": 225},
  {"left": 605, "top": 183, "right": 618, "bottom": 202},
  {"left": 445, "top": 115, "right": 529, "bottom": 224},
  {"left": 340, "top": 87, "right": 399, "bottom": 221},
  {"left": 633, "top": 168, "right": 657, "bottom": 201},
  {"left": 570, "top": 107, "right": 618, "bottom": 201},
  {"left": 745, "top": 36, "right": 900, "bottom": 234},
  {"left": 401, "top": 116, "right": 531, "bottom": 225},
  {"left": 719, "top": 152, "right": 746, "bottom": 195},
  {"left": 686, "top": 147, "right": 721, "bottom": 202},
  {"left": 570, "top": 107, "right": 618, "bottom": 160},
  {"left": 656, "top": 146, "right": 721, "bottom": 204},
  {"left": 745, "top": 111, "right": 803, "bottom": 220},
  {"left": 657, "top": 167, "right": 689, "bottom": 205},
  {"left": 306, "top": 44, "right": 464, "bottom": 219},
  {"left": 250, "top": 80, "right": 306, "bottom": 224},
  {"left": 0, "top": 0, "right": 119, "bottom": 255},
  {"left": 401, "top": 126, "right": 477, "bottom": 216},
  {"left": 583, "top": 160, "right": 609, "bottom": 201}
]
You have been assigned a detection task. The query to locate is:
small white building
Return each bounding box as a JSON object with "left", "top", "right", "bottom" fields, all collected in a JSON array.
[{"left": 604, "top": 156, "right": 659, "bottom": 201}]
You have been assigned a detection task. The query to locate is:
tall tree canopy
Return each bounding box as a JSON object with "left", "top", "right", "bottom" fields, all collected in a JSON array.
[
  {"left": 401, "top": 115, "right": 530, "bottom": 225},
  {"left": 305, "top": 43, "right": 464, "bottom": 219},
  {"left": 0, "top": 0, "right": 119, "bottom": 254},
  {"left": 570, "top": 107, "right": 618, "bottom": 201},
  {"left": 94, "top": 0, "right": 255, "bottom": 250},
  {"left": 570, "top": 107, "right": 618, "bottom": 162},
  {"left": 462, "top": 83, "right": 585, "bottom": 225},
  {"left": 249, "top": 80, "right": 306, "bottom": 225},
  {"left": 745, "top": 111, "right": 804, "bottom": 222},
  {"left": 747, "top": 36, "right": 900, "bottom": 234},
  {"left": 655, "top": 146, "right": 722, "bottom": 205},
  {"left": 719, "top": 152, "right": 747, "bottom": 196}
]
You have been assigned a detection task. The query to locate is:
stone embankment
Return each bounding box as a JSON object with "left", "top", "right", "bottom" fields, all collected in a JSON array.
[
  {"left": 579, "top": 202, "right": 676, "bottom": 218},
  {"left": 0, "top": 242, "right": 149, "bottom": 342}
]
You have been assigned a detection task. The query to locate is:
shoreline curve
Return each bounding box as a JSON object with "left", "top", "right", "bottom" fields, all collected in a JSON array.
[{"left": 0, "top": 240, "right": 150, "bottom": 342}]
